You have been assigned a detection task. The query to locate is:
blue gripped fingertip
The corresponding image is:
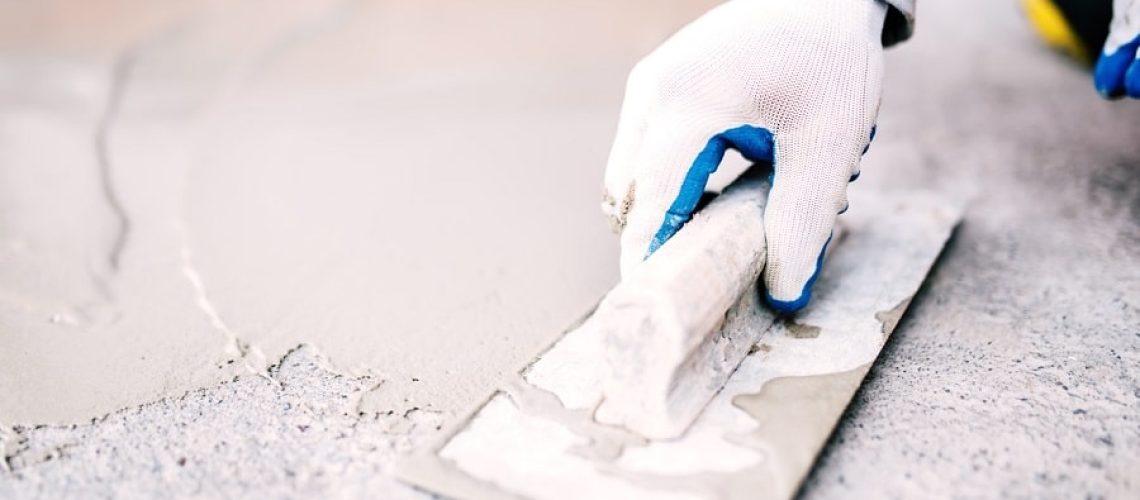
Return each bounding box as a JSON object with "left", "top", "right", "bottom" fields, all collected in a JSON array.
[
  {"left": 645, "top": 213, "right": 687, "bottom": 256},
  {"left": 1094, "top": 36, "right": 1140, "bottom": 99},
  {"left": 1126, "top": 62, "right": 1140, "bottom": 98},
  {"left": 644, "top": 125, "right": 775, "bottom": 259},
  {"left": 765, "top": 233, "right": 832, "bottom": 315},
  {"left": 766, "top": 291, "right": 812, "bottom": 314},
  {"left": 848, "top": 171, "right": 860, "bottom": 182},
  {"left": 861, "top": 125, "right": 877, "bottom": 156}
]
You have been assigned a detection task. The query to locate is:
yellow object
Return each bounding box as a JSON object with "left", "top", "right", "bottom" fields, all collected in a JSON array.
[{"left": 1023, "top": 0, "right": 1090, "bottom": 65}]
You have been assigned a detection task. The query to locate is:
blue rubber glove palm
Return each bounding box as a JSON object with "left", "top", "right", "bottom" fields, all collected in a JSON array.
[{"left": 1095, "top": 0, "right": 1140, "bottom": 98}]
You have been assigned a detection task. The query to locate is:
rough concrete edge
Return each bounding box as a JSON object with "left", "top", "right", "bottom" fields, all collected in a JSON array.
[
  {"left": 0, "top": 342, "right": 368, "bottom": 473},
  {"left": 0, "top": 422, "right": 15, "bottom": 473}
]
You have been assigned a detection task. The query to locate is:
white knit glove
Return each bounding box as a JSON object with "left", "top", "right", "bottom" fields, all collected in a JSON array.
[
  {"left": 1095, "top": 0, "right": 1140, "bottom": 98},
  {"left": 602, "top": 0, "right": 887, "bottom": 313}
]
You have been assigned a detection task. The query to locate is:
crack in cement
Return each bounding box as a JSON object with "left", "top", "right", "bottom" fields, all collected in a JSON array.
[
  {"left": 163, "top": 61, "right": 275, "bottom": 381},
  {"left": 161, "top": 0, "right": 367, "bottom": 388},
  {"left": 177, "top": 235, "right": 275, "bottom": 385},
  {"left": 94, "top": 52, "right": 135, "bottom": 275}
]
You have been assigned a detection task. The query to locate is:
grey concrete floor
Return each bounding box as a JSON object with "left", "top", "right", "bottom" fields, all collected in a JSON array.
[
  {"left": 802, "top": 1, "right": 1140, "bottom": 497},
  {"left": 2, "top": 0, "right": 1139, "bottom": 498}
]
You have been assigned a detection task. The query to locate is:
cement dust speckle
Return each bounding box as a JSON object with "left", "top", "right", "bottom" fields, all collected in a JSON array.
[{"left": 0, "top": 345, "right": 438, "bottom": 500}]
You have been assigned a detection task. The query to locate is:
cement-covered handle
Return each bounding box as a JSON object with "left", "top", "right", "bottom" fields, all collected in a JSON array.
[{"left": 595, "top": 174, "right": 772, "bottom": 439}]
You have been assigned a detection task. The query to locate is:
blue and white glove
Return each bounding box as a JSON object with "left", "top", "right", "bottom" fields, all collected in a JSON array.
[
  {"left": 1095, "top": 0, "right": 1140, "bottom": 98},
  {"left": 602, "top": 0, "right": 887, "bottom": 314}
]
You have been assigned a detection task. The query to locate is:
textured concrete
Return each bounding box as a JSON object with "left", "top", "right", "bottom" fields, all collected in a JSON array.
[
  {"left": 1, "top": 0, "right": 1138, "bottom": 498},
  {"left": 0, "top": 346, "right": 434, "bottom": 499},
  {"left": 800, "top": 1, "right": 1140, "bottom": 498}
]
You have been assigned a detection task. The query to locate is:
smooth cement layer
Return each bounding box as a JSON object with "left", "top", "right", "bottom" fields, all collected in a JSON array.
[{"left": 0, "top": 0, "right": 724, "bottom": 424}]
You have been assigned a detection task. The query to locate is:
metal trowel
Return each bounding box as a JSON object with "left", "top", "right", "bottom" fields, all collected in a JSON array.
[{"left": 397, "top": 171, "right": 962, "bottom": 500}]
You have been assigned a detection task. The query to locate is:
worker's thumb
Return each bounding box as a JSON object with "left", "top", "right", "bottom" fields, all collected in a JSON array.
[
  {"left": 762, "top": 131, "right": 860, "bottom": 314},
  {"left": 1094, "top": 0, "right": 1140, "bottom": 98}
]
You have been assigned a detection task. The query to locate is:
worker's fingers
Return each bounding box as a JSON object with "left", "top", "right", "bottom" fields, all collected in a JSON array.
[
  {"left": 1094, "top": 36, "right": 1140, "bottom": 98},
  {"left": 1126, "top": 59, "right": 1140, "bottom": 98},
  {"left": 850, "top": 124, "right": 876, "bottom": 183},
  {"left": 602, "top": 60, "right": 656, "bottom": 233},
  {"left": 762, "top": 127, "right": 865, "bottom": 314},
  {"left": 1095, "top": 0, "right": 1140, "bottom": 99},
  {"left": 618, "top": 113, "right": 775, "bottom": 277}
]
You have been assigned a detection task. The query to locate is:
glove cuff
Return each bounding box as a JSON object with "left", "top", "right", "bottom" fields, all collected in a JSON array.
[{"left": 881, "top": 0, "right": 915, "bottom": 47}]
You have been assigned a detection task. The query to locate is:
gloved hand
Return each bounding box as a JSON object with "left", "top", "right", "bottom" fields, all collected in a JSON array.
[
  {"left": 1095, "top": 0, "right": 1140, "bottom": 98},
  {"left": 602, "top": 0, "right": 886, "bottom": 314}
]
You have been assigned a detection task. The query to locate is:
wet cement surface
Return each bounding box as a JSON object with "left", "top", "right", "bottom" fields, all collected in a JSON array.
[
  {"left": 1, "top": 0, "right": 1138, "bottom": 498},
  {"left": 0, "top": 0, "right": 720, "bottom": 425}
]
